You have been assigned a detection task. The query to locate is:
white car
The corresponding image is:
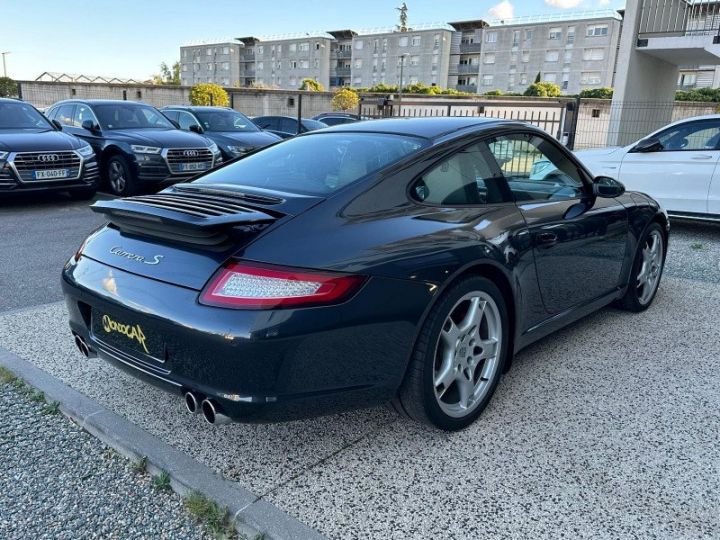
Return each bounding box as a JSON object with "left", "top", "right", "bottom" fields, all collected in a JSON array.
[{"left": 575, "top": 115, "right": 720, "bottom": 220}]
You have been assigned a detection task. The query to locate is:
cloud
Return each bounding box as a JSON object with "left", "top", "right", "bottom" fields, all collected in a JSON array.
[
  {"left": 489, "top": 1, "right": 515, "bottom": 20},
  {"left": 544, "top": 0, "right": 584, "bottom": 8}
]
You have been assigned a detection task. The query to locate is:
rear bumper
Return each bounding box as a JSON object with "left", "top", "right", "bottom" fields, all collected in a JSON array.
[{"left": 61, "top": 255, "right": 433, "bottom": 422}]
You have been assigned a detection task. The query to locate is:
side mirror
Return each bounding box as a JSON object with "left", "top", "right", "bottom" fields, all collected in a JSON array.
[
  {"left": 51, "top": 119, "right": 63, "bottom": 131},
  {"left": 632, "top": 136, "right": 662, "bottom": 153},
  {"left": 81, "top": 119, "right": 100, "bottom": 133},
  {"left": 593, "top": 176, "right": 626, "bottom": 198},
  {"left": 189, "top": 124, "right": 204, "bottom": 134}
]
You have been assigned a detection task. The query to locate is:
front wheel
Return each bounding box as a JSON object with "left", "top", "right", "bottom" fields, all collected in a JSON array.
[
  {"left": 395, "top": 276, "right": 510, "bottom": 431},
  {"left": 617, "top": 222, "right": 665, "bottom": 312},
  {"left": 106, "top": 155, "right": 136, "bottom": 196}
]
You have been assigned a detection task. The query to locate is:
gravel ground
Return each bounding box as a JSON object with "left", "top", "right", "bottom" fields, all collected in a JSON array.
[
  {"left": 665, "top": 219, "right": 720, "bottom": 283},
  {"left": 0, "top": 379, "right": 211, "bottom": 540}
]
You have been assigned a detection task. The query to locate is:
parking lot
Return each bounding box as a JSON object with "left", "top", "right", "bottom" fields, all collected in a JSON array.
[{"left": 0, "top": 193, "right": 717, "bottom": 539}]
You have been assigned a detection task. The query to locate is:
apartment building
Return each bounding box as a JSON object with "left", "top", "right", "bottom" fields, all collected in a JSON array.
[
  {"left": 475, "top": 12, "right": 623, "bottom": 95},
  {"left": 347, "top": 24, "right": 454, "bottom": 89},
  {"left": 250, "top": 33, "right": 334, "bottom": 89},
  {"left": 447, "top": 20, "right": 488, "bottom": 93},
  {"left": 180, "top": 40, "right": 243, "bottom": 87},
  {"left": 328, "top": 30, "right": 356, "bottom": 87}
]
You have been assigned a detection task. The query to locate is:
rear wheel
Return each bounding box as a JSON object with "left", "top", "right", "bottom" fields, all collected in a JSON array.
[
  {"left": 617, "top": 222, "right": 665, "bottom": 312},
  {"left": 395, "top": 276, "right": 510, "bottom": 431},
  {"left": 106, "top": 155, "right": 136, "bottom": 196}
]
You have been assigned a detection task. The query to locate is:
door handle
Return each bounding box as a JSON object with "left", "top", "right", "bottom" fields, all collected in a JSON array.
[
  {"left": 536, "top": 232, "right": 558, "bottom": 247},
  {"left": 692, "top": 155, "right": 713, "bottom": 160}
]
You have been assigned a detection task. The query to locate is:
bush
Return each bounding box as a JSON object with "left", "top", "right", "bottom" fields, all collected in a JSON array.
[
  {"left": 675, "top": 87, "right": 720, "bottom": 102},
  {"left": 364, "top": 83, "right": 399, "bottom": 94},
  {"left": 332, "top": 88, "right": 359, "bottom": 111},
  {"left": 524, "top": 82, "right": 562, "bottom": 97},
  {"left": 299, "top": 78, "right": 324, "bottom": 91},
  {"left": 401, "top": 82, "right": 442, "bottom": 95},
  {"left": 484, "top": 89, "right": 504, "bottom": 96},
  {"left": 189, "top": 83, "right": 229, "bottom": 106},
  {"left": 0, "top": 77, "right": 18, "bottom": 98},
  {"left": 579, "top": 87, "right": 614, "bottom": 99}
]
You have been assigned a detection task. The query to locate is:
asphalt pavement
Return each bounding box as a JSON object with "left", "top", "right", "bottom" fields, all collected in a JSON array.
[{"left": 0, "top": 193, "right": 718, "bottom": 539}]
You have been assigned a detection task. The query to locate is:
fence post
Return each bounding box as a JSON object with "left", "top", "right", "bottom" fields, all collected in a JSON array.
[
  {"left": 447, "top": 104, "right": 452, "bottom": 116},
  {"left": 122, "top": 90, "right": 127, "bottom": 101},
  {"left": 297, "top": 93, "right": 303, "bottom": 135},
  {"left": 16, "top": 81, "right": 22, "bottom": 100},
  {"left": 210, "top": 94, "right": 214, "bottom": 106},
  {"left": 357, "top": 96, "right": 363, "bottom": 117},
  {"left": 563, "top": 97, "right": 581, "bottom": 150}
]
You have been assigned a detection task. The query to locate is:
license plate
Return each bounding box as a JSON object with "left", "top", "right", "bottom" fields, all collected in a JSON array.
[
  {"left": 91, "top": 311, "right": 163, "bottom": 361},
  {"left": 34, "top": 169, "right": 69, "bottom": 180},
  {"left": 180, "top": 162, "right": 209, "bottom": 172}
]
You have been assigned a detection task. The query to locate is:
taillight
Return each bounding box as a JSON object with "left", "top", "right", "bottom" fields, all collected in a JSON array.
[
  {"left": 74, "top": 237, "right": 89, "bottom": 262},
  {"left": 199, "top": 262, "right": 366, "bottom": 309}
]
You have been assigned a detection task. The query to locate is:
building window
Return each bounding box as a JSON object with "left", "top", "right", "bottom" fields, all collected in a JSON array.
[
  {"left": 257, "top": 61, "right": 264, "bottom": 70},
  {"left": 353, "top": 76, "right": 362, "bottom": 85},
  {"left": 434, "top": 33, "right": 441, "bottom": 49},
  {"left": 383, "top": 38, "right": 388, "bottom": 52},
  {"left": 314, "top": 58, "right": 319, "bottom": 68},
  {"left": 399, "top": 36, "right": 409, "bottom": 47},
  {"left": 508, "top": 75, "right": 515, "bottom": 88},
  {"left": 354, "top": 58, "right": 363, "bottom": 68},
  {"left": 461, "top": 33, "right": 475, "bottom": 44},
  {"left": 315, "top": 42, "right": 321, "bottom": 50},
  {"left": 586, "top": 24, "right": 609, "bottom": 37},
  {"left": 583, "top": 48, "right": 605, "bottom": 61},
  {"left": 222, "top": 62, "right": 230, "bottom": 70},
  {"left": 567, "top": 27, "right": 576, "bottom": 44},
  {"left": 484, "top": 53, "right": 496, "bottom": 64},
  {"left": 522, "top": 50, "right": 530, "bottom": 63},
  {"left": 511, "top": 52, "right": 518, "bottom": 64},
  {"left": 520, "top": 73, "right": 528, "bottom": 85},
  {"left": 299, "top": 42, "right": 310, "bottom": 52},
  {"left": 564, "top": 50, "right": 573, "bottom": 62},
  {"left": 207, "top": 63, "right": 213, "bottom": 70},
  {"left": 512, "top": 30, "right": 520, "bottom": 47},
  {"left": 581, "top": 71, "right": 602, "bottom": 85},
  {"left": 373, "top": 39, "right": 379, "bottom": 53},
  {"left": 409, "top": 76, "right": 419, "bottom": 84},
  {"left": 289, "top": 43, "right": 297, "bottom": 52},
  {"left": 678, "top": 72, "right": 698, "bottom": 87},
  {"left": 410, "top": 55, "right": 420, "bottom": 66},
  {"left": 549, "top": 27, "right": 562, "bottom": 40},
  {"left": 206, "top": 48, "right": 212, "bottom": 56},
  {"left": 290, "top": 60, "right": 297, "bottom": 69},
  {"left": 277, "top": 44, "right": 282, "bottom": 54},
  {"left": 482, "top": 75, "right": 494, "bottom": 86},
  {"left": 257, "top": 46, "right": 264, "bottom": 55},
  {"left": 183, "top": 50, "right": 188, "bottom": 58},
  {"left": 485, "top": 32, "right": 498, "bottom": 43},
  {"left": 181, "top": 65, "right": 187, "bottom": 72},
  {"left": 355, "top": 40, "right": 364, "bottom": 50},
  {"left": 300, "top": 60, "right": 309, "bottom": 69},
  {"left": 411, "top": 35, "right": 421, "bottom": 46},
  {"left": 545, "top": 72, "right": 557, "bottom": 83},
  {"left": 524, "top": 29, "right": 533, "bottom": 41},
  {"left": 545, "top": 50, "right": 560, "bottom": 62}
]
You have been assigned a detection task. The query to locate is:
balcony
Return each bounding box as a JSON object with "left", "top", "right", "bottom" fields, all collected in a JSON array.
[
  {"left": 459, "top": 42, "right": 483, "bottom": 53},
  {"left": 637, "top": 0, "right": 720, "bottom": 64},
  {"left": 456, "top": 84, "right": 478, "bottom": 93},
  {"left": 333, "top": 49, "right": 352, "bottom": 59},
  {"left": 333, "top": 67, "right": 351, "bottom": 76},
  {"left": 455, "top": 64, "right": 480, "bottom": 74},
  {"left": 241, "top": 54, "right": 255, "bottom": 62}
]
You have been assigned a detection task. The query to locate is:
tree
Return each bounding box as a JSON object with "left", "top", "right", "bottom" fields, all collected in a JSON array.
[
  {"left": 579, "top": 87, "right": 613, "bottom": 99},
  {"left": 190, "top": 83, "right": 229, "bottom": 106},
  {"left": 332, "top": 88, "right": 359, "bottom": 111},
  {"left": 153, "top": 61, "right": 181, "bottom": 85},
  {"left": 534, "top": 72, "right": 542, "bottom": 84},
  {"left": 299, "top": 78, "right": 325, "bottom": 91},
  {"left": 524, "top": 82, "right": 561, "bottom": 97},
  {"left": 0, "top": 77, "right": 18, "bottom": 98}
]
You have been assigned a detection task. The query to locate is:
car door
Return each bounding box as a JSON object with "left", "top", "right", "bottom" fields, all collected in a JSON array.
[
  {"left": 487, "top": 132, "right": 628, "bottom": 315},
  {"left": 618, "top": 119, "right": 720, "bottom": 215}
]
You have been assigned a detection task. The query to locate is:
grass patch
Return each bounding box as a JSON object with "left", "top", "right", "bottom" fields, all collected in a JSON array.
[
  {"left": 131, "top": 456, "right": 148, "bottom": 474},
  {"left": 184, "top": 491, "right": 238, "bottom": 539},
  {"left": 29, "top": 390, "right": 46, "bottom": 403},
  {"left": 153, "top": 470, "right": 171, "bottom": 492},
  {"left": 0, "top": 366, "right": 17, "bottom": 384},
  {"left": 690, "top": 242, "right": 706, "bottom": 251},
  {"left": 41, "top": 401, "right": 60, "bottom": 415}
]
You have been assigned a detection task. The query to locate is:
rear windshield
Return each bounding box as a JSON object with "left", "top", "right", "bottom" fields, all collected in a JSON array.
[{"left": 193, "top": 132, "right": 428, "bottom": 195}]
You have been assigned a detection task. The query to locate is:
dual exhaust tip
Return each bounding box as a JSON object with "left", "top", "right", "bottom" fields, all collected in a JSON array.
[
  {"left": 73, "top": 334, "right": 96, "bottom": 358},
  {"left": 184, "top": 391, "right": 231, "bottom": 425}
]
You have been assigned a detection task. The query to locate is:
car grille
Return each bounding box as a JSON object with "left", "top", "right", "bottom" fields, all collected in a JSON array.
[
  {"left": 164, "top": 148, "right": 214, "bottom": 175},
  {"left": 125, "top": 191, "right": 265, "bottom": 218},
  {"left": 11, "top": 151, "right": 82, "bottom": 181}
]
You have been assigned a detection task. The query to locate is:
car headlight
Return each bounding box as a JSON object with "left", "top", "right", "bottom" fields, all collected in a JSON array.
[
  {"left": 76, "top": 144, "right": 94, "bottom": 157},
  {"left": 207, "top": 141, "right": 220, "bottom": 154},
  {"left": 0, "top": 151, "right": 8, "bottom": 161},
  {"left": 131, "top": 145, "right": 161, "bottom": 154},
  {"left": 227, "top": 145, "right": 252, "bottom": 155}
]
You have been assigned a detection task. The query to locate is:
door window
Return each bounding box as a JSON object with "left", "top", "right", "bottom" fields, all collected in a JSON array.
[
  {"left": 280, "top": 117, "right": 298, "bottom": 133},
  {"left": 255, "top": 117, "right": 275, "bottom": 130},
  {"left": 655, "top": 121, "right": 720, "bottom": 151},
  {"left": 487, "top": 133, "right": 585, "bottom": 202},
  {"left": 177, "top": 111, "right": 200, "bottom": 130},
  {"left": 412, "top": 143, "right": 508, "bottom": 205},
  {"left": 54, "top": 104, "right": 76, "bottom": 127},
  {"left": 163, "top": 110, "right": 179, "bottom": 123},
  {"left": 72, "top": 105, "right": 99, "bottom": 129}
]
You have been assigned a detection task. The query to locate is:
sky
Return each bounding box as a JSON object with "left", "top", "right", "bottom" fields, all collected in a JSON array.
[{"left": 0, "top": 0, "right": 625, "bottom": 81}]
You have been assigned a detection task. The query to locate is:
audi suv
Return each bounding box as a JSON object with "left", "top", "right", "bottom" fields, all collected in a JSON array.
[
  {"left": 45, "top": 100, "right": 222, "bottom": 196},
  {"left": 0, "top": 98, "right": 99, "bottom": 198}
]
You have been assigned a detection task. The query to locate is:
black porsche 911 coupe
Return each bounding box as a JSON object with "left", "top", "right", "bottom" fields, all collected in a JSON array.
[{"left": 62, "top": 117, "right": 668, "bottom": 431}]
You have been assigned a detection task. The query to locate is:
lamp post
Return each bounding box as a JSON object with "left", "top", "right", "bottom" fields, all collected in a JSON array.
[
  {"left": 397, "top": 53, "right": 409, "bottom": 115},
  {"left": 1, "top": 52, "right": 11, "bottom": 77}
]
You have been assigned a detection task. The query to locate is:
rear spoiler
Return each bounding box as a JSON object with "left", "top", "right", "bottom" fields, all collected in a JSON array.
[{"left": 91, "top": 191, "right": 281, "bottom": 248}]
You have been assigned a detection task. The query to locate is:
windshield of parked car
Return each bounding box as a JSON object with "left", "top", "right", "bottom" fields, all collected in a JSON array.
[
  {"left": 193, "top": 132, "right": 428, "bottom": 195},
  {"left": 0, "top": 101, "right": 53, "bottom": 130},
  {"left": 93, "top": 104, "right": 175, "bottom": 130},
  {"left": 301, "top": 119, "right": 328, "bottom": 131},
  {"left": 194, "top": 109, "right": 259, "bottom": 133}
]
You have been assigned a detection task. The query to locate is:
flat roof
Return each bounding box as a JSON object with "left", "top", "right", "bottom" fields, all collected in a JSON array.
[
  {"left": 319, "top": 117, "right": 506, "bottom": 140},
  {"left": 487, "top": 9, "right": 622, "bottom": 27},
  {"left": 448, "top": 20, "right": 490, "bottom": 31}
]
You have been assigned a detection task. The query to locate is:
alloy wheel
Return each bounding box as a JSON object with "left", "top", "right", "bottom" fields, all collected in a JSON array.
[
  {"left": 108, "top": 161, "right": 126, "bottom": 194},
  {"left": 433, "top": 291, "right": 502, "bottom": 418},
  {"left": 637, "top": 229, "right": 664, "bottom": 305}
]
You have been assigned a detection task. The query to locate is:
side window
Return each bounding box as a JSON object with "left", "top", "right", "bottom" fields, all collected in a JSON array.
[
  {"left": 412, "top": 143, "right": 507, "bottom": 206},
  {"left": 163, "top": 110, "right": 179, "bottom": 123},
  {"left": 255, "top": 117, "right": 273, "bottom": 130},
  {"left": 280, "top": 118, "right": 297, "bottom": 133},
  {"left": 656, "top": 121, "right": 720, "bottom": 151},
  {"left": 177, "top": 111, "right": 199, "bottom": 130},
  {"left": 488, "top": 133, "right": 585, "bottom": 202},
  {"left": 72, "top": 105, "right": 98, "bottom": 129},
  {"left": 55, "top": 104, "right": 76, "bottom": 127},
  {"left": 46, "top": 107, "right": 58, "bottom": 120}
]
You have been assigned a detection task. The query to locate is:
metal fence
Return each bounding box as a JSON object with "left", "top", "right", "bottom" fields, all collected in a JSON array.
[{"left": 638, "top": 0, "right": 720, "bottom": 37}]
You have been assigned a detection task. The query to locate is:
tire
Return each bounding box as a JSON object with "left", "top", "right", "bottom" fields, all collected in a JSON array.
[
  {"left": 617, "top": 222, "right": 666, "bottom": 312},
  {"left": 106, "top": 155, "right": 136, "bottom": 196},
  {"left": 395, "top": 276, "right": 510, "bottom": 431},
  {"left": 67, "top": 187, "right": 97, "bottom": 201}
]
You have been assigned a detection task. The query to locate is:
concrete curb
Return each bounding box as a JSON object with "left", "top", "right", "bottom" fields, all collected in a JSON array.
[{"left": 0, "top": 346, "right": 326, "bottom": 540}]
